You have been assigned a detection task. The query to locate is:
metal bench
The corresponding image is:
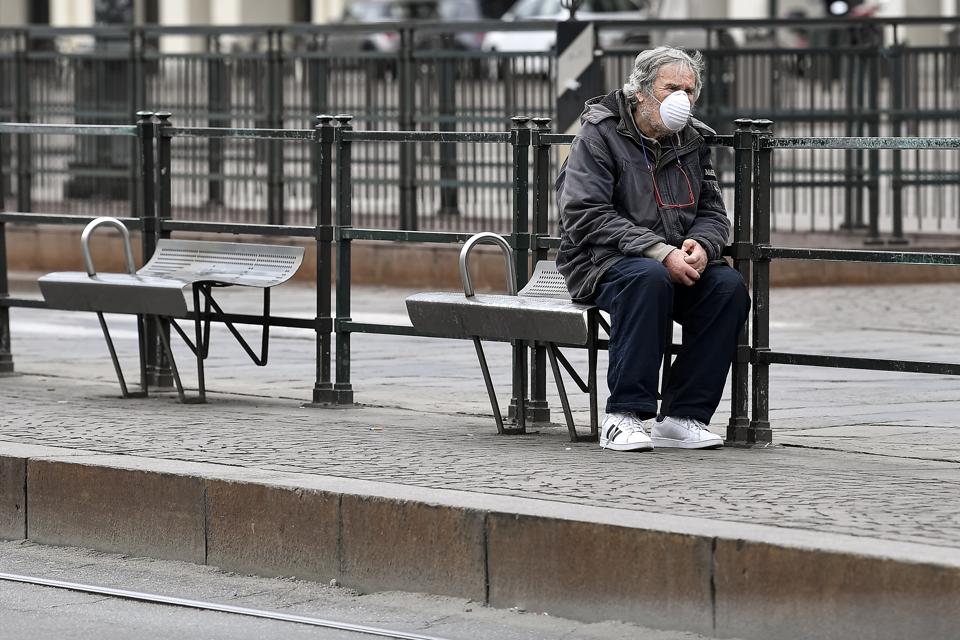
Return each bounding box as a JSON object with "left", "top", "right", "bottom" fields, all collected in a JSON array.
[
  {"left": 38, "top": 217, "right": 305, "bottom": 403},
  {"left": 406, "top": 232, "right": 608, "bottom": 442}
]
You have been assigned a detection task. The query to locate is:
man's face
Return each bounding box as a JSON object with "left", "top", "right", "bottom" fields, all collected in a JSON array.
[{"left": 634, "top": 62, "right": 697, "bottom": 139}]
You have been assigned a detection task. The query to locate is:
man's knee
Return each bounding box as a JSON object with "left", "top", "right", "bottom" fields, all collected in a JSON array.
[{"left": 704, "top": 266, "right": 749, "bottom": 306}]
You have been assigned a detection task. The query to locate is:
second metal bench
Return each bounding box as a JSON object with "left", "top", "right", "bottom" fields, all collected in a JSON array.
[{"left": 406, "top": 232, "right": 607, "bottom": 442}]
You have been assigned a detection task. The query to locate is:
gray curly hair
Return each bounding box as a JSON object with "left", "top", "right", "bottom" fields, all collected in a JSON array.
[{"left": 622, "top": 46, "right": 704, "bottom": 101}]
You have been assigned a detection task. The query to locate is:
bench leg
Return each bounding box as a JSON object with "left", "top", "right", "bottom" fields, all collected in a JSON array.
[
  {"left": 97, "top": 312, "right": 147, "bottom": 399},
  {"left": 546, "top": 343, "right": 578, "bottom": 442},
  {"left": 472, "top": 337, "right": 524, "bottom": 435},
  {"left": 192, "top": 286, "right": 207, "bottom": 402},
  {"left": 156, "top": 317, "right": 205, "bottom": 405},
  {"left": 588, "top": 324, "right": 599, "bottom": 440}
]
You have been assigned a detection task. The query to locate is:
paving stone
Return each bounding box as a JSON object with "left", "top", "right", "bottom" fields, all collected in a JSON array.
[
  {"left": 0, "top": 456, "right": 26, "bottom": 540},
  {"left": 339, "top": 495, "right": 486, "bottom": 600},
  {"left": 206, "top": 480, "right": 339, "bottom": 582},
  {"left": 27, "top": 460, "right": 205, "bottom": 563},
  {"left": 714, "top": 538, "right": 960, "bottom": 640},
  {"left": 487, "top": 514, "right": 714, "bottom": 634}
]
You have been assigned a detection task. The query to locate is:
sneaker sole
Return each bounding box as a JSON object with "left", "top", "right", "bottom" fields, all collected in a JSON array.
[
  {"left": 650, "top": 437, "right": 723, "bottom": 450},
  {"left": 599, "top": 440, "right": 654, "bottom": 452}
]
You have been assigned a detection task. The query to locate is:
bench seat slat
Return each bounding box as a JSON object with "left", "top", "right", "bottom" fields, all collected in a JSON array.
[
  {"left": 406, "top": 292, "right": 593, "bottom": 345},
  {"left": 38, "top": 272, "right": 190, "bottom": 315}
]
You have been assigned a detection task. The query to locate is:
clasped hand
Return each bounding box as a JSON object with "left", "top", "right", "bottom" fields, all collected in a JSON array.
[{"left": 663, "top": 239, "right": 707, "bottom": 286}]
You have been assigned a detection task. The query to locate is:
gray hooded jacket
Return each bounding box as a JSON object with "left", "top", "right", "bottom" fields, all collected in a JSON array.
[{"left": 556, "top": 90, "right": 730, "bottom": 302}]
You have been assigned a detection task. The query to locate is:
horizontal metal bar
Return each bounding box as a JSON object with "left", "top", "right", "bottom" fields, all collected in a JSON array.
[
  {"left": 341, "top": 229, "right": 479, "bottom": 244},
  {"left": 0, "top": 123, "right": 136, "bottom": 137},
  {"left": 539, "top": 134, "right": 575, "bottom": 145},
  {"left": 165, "top": 127, "right": 314, "bottom": 141},
  {"left": 765, "top": 137, "right": 960, "bottom": 150},
  {"left": 535, "top": 236, "right": 561, "bottom": 249},
  {"left": 758, "top": 351, "right": 960, "bottom": 376},
  {"left": 0, "top": 213, "right": 142, "bottom": 227},
  {"left": 0, "top": 297, "right": 47, "bottom": 309},
  {"left": 341, "top": 131, "right": 512, "bottom": 144},
  {"left": 183, "top": 311, "right": 318, "bottom": 330},
  {"left": 160, "top": 220, "right": 317, "bottom": 238},
  {"left": 762, "top": 247, "right": 960, "bottom": 265},
  {"left": 338, "top": 321, "right": 419, "bottom": 337}
]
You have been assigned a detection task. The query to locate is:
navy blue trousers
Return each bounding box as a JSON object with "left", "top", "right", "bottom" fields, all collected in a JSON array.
[{"left": 593, "top": 257, "right": 750, "bottom": 424}]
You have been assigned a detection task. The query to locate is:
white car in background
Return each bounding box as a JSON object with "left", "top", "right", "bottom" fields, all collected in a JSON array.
[{"left": 482, "top": 0, "right": 650, "bottom": 76}]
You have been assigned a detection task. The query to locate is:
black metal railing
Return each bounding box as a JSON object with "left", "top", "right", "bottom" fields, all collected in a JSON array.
[
  {"left": 2, "top": 18, "right": 960, "bottom": 239},
  {"left": 3, "top": 115, "right": 960, "bottom": 445}
]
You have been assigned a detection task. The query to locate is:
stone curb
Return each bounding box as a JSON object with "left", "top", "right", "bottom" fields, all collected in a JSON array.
[{"left": 1, "top": 442, "right": 959, "bottom": 640}]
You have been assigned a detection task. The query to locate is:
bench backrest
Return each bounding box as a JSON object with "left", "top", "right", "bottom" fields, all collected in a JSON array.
[
  {"left": 518, "top": 261, "right": 572, "bottom": 300},
  {"left": 138, "top": 239, "right": 305, "bottom": 287}
]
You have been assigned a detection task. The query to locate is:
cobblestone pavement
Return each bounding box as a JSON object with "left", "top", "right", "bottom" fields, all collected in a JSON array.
[{"left": 3, "top": 279, "right": 960, "bottom": 549}]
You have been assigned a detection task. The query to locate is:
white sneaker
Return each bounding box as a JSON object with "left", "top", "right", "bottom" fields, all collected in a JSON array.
[
  {"left": 599, "top": 413, "right": 653, "bottom": 452},
  {"left": 651, "top": 416, "right": 724, "bottom": 449}
]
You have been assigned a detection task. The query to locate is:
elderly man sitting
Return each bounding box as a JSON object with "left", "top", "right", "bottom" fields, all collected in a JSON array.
[{"left": 555, "top": 46, "right": 750, "bottom": 452}]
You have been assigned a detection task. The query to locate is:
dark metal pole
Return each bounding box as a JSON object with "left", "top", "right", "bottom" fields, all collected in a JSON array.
[
  {"left": 0, "top": 122, "right": 11, "bottom": 372},
  {"left": 890, "top": 45, "right": 906, "bottom": 245},
  {"left": 333, "top": 114, "right": 355, "bottom": 404},
  {"left": 207, "top": 34, "right": 226, "bottom": 206},
  {"left": 14, "top": 30, "right": 31, "bottom": 213},
  {"left": 727, "top": 118, "right": 754, "bottom": 444},
  {"left": 437, "top": 33, "right": 460, "bottom": 217},
  {"left": 865, "top": 44, "right": 883, "bottom": 245},
  {"left": 312, "top": 114, "right": 336, "bottom": 404},
  {"left": 128, "top": 29, "right": 141, "bottom": 217},
  {"left": 528, "top": 116, "right": 553, "bottom": 424},
  {"left": 398, "top": 28, "right": 418, "bottom": 230},
  {"left": 136, "top": 110, "right": 156, "bottom": 391},
  {"left": 151, "top": 111, "right": 174, "bottom": 388},
  {"left": 268, "top": 30, "right": 284, "bottom": 226},
  {"left": 507, "top": 116, "right": 531, "bottom": 431},
  {"left": 749, "top": 119, "right": 774, "bottom": 445}
]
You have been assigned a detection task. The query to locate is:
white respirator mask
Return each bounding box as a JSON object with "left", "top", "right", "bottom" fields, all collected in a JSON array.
[{"left": 653, "top": 89, "right": 692, "bottom": 132}]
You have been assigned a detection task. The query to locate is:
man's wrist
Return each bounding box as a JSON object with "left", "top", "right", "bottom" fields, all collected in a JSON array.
[
  {"left": 644, "top": 242, "right": 676, "bottom": 263},
  {"left": 689, "top": 237, "right": 717, "bottom": 261}
]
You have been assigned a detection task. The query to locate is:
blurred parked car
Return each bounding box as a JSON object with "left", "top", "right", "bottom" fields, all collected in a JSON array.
[
  {"left": 336, "top": 0, "right": 485, "bottom": 54},
  {"left": 482, "top": 0, "right": 649, "bottom": 77}
]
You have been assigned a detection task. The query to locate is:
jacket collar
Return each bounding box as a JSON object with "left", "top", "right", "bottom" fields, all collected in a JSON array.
[{"left": 580, "top": 90, "right": 704, "bottom": 160}]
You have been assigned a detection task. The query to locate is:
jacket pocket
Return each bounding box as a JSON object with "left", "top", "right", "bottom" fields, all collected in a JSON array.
[{"left": 589, "top": 244, "right": 619, "bottom": 265}]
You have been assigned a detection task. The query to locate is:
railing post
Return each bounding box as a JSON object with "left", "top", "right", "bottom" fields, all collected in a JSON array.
[
  {"left": 149, "top": 111, "right": 174, "bottom": 389},
  {"left": 398, "top": 28, "right": 418, "bottom": 230},
  {"left": 749, "top": 119, "right": 774, "bottom": 445},
  {"left": 207, "top": 34, "right": 228, "bottom": 207},
  {"left": 128, "top": 29, "right": 142, "bottom": 217},
  {"left": 528, "top": 116, "right": 553, "bottom": 424},
  {"left": 333, "top": 113, "right": 355, "bottom": 405},
  {"left": 137, "top": 110, "right": 157, "bottom": 262},
  {"left": 14, "top": 29, "right": 31, "bottom": 213},
  {"left": 267, "top": 29, "right": 284, "bottom": 225},
  {"left": 0, "top": 124, "right": 11, "bottom": 372},
  {"left": 864, "top": 44, "right": 883, "bottom": 245},
  {"left": 889, "top": 45, "right": 908, "bottom": 246},
  {"left": 727, "top": 118, "right": 754, "bottom": 444},
  {"left": 437, "top": 33, "right": 460, "bottom": 217},
  {"left": 312, "top": 114, "right": 337, "bottom": 404},
  {"left": 506, "top": 115, "right": 531, "bottom": 430}
]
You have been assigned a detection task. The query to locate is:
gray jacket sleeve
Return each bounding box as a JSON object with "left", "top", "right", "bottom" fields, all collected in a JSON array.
[
  {"left": 686, "top": 145, "right": 731, "bottom": 261},
  {"left": 559, "top": 132, "right": 667, "bottom": 257}
]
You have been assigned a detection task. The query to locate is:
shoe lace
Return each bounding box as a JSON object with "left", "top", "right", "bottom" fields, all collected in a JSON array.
[{"left": 676, "top": 417, "right": 707, "bottom": 433}]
